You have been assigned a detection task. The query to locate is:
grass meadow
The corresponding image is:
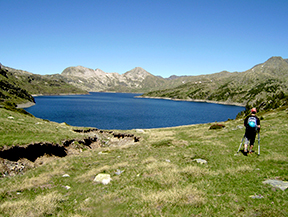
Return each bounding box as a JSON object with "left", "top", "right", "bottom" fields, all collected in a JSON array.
[{"left": 0, "top": 107, "right": 287, "bottom": 216}]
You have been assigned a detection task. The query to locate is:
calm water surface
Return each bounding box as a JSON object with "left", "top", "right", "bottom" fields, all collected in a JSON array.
[{"left": 25, "top": 92, "right": 244, "bottom": 130}]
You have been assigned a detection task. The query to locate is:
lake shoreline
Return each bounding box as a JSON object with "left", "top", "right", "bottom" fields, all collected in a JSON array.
[
  {"left": 136, "top": 96, "right": 245, "bottom": 107},
  {"left": 31, "top": 92, "right": 89, "bottom": 97},
  {"left": 17, "top": 93, "right": 89, "bottom": 108},
  {"left": 17, "top": 102, "right": 36, "bottom": 108}
]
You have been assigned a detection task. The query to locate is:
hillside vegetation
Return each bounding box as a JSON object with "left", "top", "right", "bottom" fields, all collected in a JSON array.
[
  {"left": 0, "top": 65, "right": 88, "bottom": 108},
  {"left": 142, "top": 57, "right": 288, "bottom": 114}
]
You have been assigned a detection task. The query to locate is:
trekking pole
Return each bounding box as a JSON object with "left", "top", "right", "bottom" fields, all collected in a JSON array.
[
  {"left": 237, "top": 135, "right": 245, "bottom": 154},
  {"left": 258, "top": 131, "right": 260, "bottom": 156}
]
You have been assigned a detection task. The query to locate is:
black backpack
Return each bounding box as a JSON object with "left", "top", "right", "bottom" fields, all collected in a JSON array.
[{"left": 247, "top": 116, "right": 258, "bottom": 132}]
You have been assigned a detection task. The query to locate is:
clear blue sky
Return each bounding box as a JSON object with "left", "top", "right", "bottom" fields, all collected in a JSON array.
[{"left": 1, "top": 0, "right": 287, "bottom": 77}]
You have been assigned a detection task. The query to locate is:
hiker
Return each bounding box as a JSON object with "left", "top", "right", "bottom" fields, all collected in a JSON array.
[{"left": 243, "top": 108, "right": 260, "bottom": 154}]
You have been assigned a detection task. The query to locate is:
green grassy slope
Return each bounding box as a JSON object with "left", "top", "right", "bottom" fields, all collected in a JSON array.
[
  {"left": 0, "top": 108, "right": 89, "bottom": 147},
  {"left": 0, "top": 107, "right": 287, "bottom": 216}
]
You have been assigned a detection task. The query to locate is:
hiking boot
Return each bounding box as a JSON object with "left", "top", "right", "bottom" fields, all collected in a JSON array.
[{"left": 249, "top": 150, "right": 253, "bottom": 154}]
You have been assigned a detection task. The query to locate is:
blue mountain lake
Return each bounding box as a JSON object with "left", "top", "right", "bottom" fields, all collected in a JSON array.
[{"left": 25, "top": 92, "right": 244, "bottom": 130}]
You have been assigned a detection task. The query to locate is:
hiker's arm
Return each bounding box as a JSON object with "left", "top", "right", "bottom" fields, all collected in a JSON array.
[{"left": 244, "top": 117, "right": 247, "bottom": 126}]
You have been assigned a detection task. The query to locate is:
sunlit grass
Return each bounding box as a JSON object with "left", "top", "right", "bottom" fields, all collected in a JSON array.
[{"left": 0, "top": 108, "right": 287, "bottom": 216}]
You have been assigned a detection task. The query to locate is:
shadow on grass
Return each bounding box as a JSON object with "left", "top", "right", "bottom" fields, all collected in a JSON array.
[{"left": 0, "top": 143, "right": 67, "bottom": 162}]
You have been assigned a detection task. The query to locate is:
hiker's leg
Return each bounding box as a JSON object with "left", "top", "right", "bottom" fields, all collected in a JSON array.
[
  {"left": 249, "top": 136, "right": 256, "bottom": 153},
  {"left": 244, "top": 137, "right": 249, "bottom": 152}
]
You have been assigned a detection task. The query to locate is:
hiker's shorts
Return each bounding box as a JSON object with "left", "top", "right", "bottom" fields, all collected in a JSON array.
[{"left": 244, "top": 135, "right": 256, "bottom": 146}]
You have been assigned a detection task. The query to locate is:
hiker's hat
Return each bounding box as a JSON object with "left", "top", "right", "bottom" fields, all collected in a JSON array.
[{"left": 251, "top": 108, "right": 257, "bottom": 113}]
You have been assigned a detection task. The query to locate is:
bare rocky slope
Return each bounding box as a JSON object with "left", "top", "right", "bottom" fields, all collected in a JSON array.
[{"left": 59, "top": 66, "right": 170, "bottom": 92}]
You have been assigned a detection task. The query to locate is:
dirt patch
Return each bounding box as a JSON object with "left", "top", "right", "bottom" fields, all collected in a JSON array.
[{"left": 0, "top": 128, "right": 140, "bottom": 177}]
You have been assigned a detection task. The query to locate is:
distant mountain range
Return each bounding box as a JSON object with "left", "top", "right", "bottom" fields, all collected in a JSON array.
[
  {"left": 56, "top": 66, "right": 197, "bottom": 93},
  {"left": 1, "top": 56, "right": 288, "bottom": 112},
  {"left": 58, "top": 66, "right": 168, "bottom": 92}
]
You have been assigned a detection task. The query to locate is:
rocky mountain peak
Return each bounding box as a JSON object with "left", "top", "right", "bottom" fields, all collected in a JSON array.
[{"left": 123, "top": 67, "right": 151, "bottom": 81}]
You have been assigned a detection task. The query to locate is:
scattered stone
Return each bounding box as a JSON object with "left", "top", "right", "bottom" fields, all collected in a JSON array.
[
  {"left": 249, "top": 194, "right": 264, "bottom": 199},
  {"left": 263, "top": 179, "right": 288, "bottom": 191},
  {"left": 62, "top": 174, "right": 70, "bottom": 177},
  {"left": 93, "top": 174, "right": 112, "bottom": 185},
  {"left": 115, "top": 169, "right": 124, "bottom": 175},
  {"left": 64, "top": 185, "right": 71, "bottom": 190},
  {"left": 165, "top": 159, "right": 171, "bottom": 163},
  {"left": 193, "top": 159, "right": 207, "bottom": 164},
  {"left": 84, "top": 197, "right": 91, "bottom": 202},
  {"left": 136, "top": 129, "right": 145, "bottom": 133},
  {"left": 232, "top": 125, "right": 244, "bottom": 131},
  {"left": 7, "top": 116, "right": 14, "bottom": 120},
  {"left": 0, "top": 159, "right": 27, "bottom": 177}
]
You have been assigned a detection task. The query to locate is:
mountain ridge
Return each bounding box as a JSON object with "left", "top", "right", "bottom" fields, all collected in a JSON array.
[
  {"left": 142, "top": 56, "right": 288, "bottom": 113},
  {"left": 59, "top": 66, "right": 168, "bottom": 92}
]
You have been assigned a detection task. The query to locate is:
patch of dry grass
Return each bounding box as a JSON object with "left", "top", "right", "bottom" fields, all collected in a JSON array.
[
  {"left": 224, "top": 165, "right": 254, "bottom": 175},
  {"left": 180, "top": 165, "right": 219, "bottom": 177},
  {"left": 0, "top": 170, "right": 63, "bottom": 193},
  {"left": 141, "top": 185, "right": 206, "bottom": 207},
  {"left": 146, "top": 129, "right": 175, "bottom": 143},
  {"left": 0, "top": 191, "right": 63, "bottom": 217},
  {"left": 259, "top": 152, "right": 288, "bottom": 162},
  {"left": 141, "top": 156, "right": 157, "bottom": 164}
]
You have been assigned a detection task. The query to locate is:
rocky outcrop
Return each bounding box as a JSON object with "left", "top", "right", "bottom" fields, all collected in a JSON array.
[{"left": 60, "top": 66, "right": 165, "bottom": 92}]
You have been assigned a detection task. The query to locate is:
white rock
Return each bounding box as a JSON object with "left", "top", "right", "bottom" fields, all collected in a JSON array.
[
  {"left": 93, "top": 174, "right": 112, "bottom": 185},
  {"left": 263, "top": 179, "right": 288, "bottom": 191},
  {"left": 193, "top": 159, "right": 207, "bottom": 164}
]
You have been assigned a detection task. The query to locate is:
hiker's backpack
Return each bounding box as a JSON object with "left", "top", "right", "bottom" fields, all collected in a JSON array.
[{"left": 247, "top": 116, "right": 258, "bottom": 131}]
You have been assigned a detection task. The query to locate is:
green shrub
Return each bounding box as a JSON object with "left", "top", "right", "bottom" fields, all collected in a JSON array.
[{"left": 209, "top": 124, "right": 225, "bottom": 130}]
